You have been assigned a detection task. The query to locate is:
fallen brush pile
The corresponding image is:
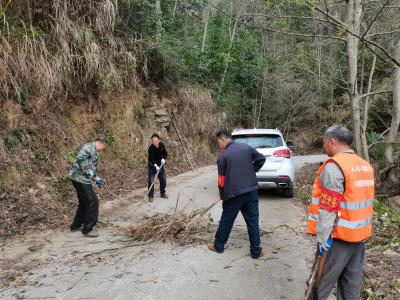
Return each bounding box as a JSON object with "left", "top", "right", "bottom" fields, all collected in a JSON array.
[
  {"left": 0, "top": 190, "right": 71, "bottom": 236},
  {"left": 122, "top": 199, "right": 220, "bottom": 241}
]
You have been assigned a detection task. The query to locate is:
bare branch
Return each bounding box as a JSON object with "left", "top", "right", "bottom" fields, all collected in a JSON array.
[
  {"left": 305, "top": 0, "right": 400, "bottom": 67},
  {"left": 241, "top": 13, "right": 342, "bottom": 29},
  {"left": 361, "top": 0, "right": 392, "bottom": 39},
  {"left": 261, "top": 27, "right": 344, "bottom": 41},
  {"left": 203, "top": 0, "right": 345, "bottom": 41},
  {"left": 360, "top": 90, "right": 393, "bottom": 98},
  {"left": 366, "top": 29, "right": 400, "bottom": 38},
  {"left": 368, "top": 141, "right": 400, "bottom": 149},
  {"left": 296, "top": 64, "right": 348, "bottom": 91}
]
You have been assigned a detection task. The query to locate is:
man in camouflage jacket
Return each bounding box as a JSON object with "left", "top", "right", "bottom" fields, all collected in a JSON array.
[{"left": 68, "top": 139, "right": 107, "bottom": 237}]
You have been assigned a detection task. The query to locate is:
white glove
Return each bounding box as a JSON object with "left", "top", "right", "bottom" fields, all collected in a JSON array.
[{"left": 161, "top": 159, "right": 166, "bottom": 165}]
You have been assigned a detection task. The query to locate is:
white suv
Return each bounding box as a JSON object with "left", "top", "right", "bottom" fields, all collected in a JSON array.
[{"left": 231, "top": 128, "right": 295, "bottom": 197}]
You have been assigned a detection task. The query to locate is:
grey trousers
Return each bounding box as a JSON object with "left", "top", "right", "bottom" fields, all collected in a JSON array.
[{"left": 317, "top": 238, "right": 365, "bottom": 300}]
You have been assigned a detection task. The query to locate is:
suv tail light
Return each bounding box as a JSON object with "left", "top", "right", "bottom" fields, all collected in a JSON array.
[{"left": 273, "top": 149, "right": 291, "bottom": 158}]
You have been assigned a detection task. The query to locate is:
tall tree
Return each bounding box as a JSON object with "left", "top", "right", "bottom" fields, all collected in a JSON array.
[
  {"left": 345, "top": 0, "right": 363, "bottom": 154},
  {"left": 384, "top": 36, "right": 400, "bottom": 165}
]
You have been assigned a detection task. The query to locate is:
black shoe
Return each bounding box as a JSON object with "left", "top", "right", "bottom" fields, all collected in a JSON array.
[
  {"left": 70, "top": 225, "right": 82, "bottom": 232},
  {"left": 252, "top": 249, "right": 265, "bottom": 259}
]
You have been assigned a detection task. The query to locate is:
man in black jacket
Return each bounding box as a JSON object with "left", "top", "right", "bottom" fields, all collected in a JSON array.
[
  {"left": 147, "top": 133, "right": 168, "bottom": 202},
  {"left": 208, "top": 130, "right": 266, "bottom": 259}
]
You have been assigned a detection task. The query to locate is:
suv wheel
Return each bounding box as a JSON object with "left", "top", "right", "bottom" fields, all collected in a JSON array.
[{"left": 280, "top": 188, "right": 294, "bottom": 198}]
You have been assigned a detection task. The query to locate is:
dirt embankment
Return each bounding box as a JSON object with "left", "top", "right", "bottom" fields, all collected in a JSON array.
[
  {"left": 0, "top": 87, "right": 220, "bottom": 238},
  {"left": 296, "top": 164, "right": 400, "bottom": 300}
]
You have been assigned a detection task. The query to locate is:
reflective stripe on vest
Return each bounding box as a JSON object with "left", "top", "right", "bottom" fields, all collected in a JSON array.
[
  {"left": 337, "top": 216, "right": 373, "bottom": 229},
  {"left": 311, "top": 198, "right": 374, "bottom": 210},
  {"left": 311, "top": 197, "right": 319, "bottom": 205},
  {"left": 308, "top": 214, "right": 372, "bottom": 234},
  {"left": 308, "top": 213, "right": 319, "bottom": 222},
  {"left": 341, "top": 199, "right": 374, "bottom": 210}
]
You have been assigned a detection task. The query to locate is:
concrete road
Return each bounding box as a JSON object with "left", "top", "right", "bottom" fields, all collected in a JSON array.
[{"left": 0, "top": 154, "right": 327, "bottom": 300}]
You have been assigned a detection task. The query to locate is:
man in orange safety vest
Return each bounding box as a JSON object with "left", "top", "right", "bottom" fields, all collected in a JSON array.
[{"left": 307, "top": 124, "right": 374, "bottom": 299}]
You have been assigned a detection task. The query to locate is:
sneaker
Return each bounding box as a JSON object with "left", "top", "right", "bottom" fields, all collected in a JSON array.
[
  {"left": 84, "top": 230, "right": 99, "bottom": 238},
  {"left": 148, "top": 197, "right": 154, "bottom": 202},
  {"left": 160, "top": 193, "right": 168, "bottom": 199}
]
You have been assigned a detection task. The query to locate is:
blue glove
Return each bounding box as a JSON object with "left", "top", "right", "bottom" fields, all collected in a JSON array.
[
  {"left": 156, "top": 166, "right": 161, "bottom": 172},
  {"left": 95, "top": 177, "right": 105, "bottom": 186},
  {"left": 319, "top": 238, "right": 333, "bottom": 256},
  {"left": 85, "top": 170, "right": 95, "bottom": 178}
]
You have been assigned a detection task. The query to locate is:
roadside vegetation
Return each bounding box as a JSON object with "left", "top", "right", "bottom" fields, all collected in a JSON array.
[{"left": 0, "top": 1, "right": 399, "bottom": 296}]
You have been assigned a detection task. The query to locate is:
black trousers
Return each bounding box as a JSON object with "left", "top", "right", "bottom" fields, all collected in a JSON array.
[
  {"left": 71, "top": 180, "right": 99, "bottom": 234},
  {"left": 147, "top": 166, "right": 166, "bottom": 198},
  {"left": 214, "top": 190, "right": 262, "bottom": 258}
]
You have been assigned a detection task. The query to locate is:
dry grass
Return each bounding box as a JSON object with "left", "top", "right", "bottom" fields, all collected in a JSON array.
[
  {"left": 172, "top": 88, "right": 221, "bottom": 140},
  {"left": 295, "top": 163, "right": 319, "bottom": 205},
  {"left": 0, "top": 190, "right": 71, "bottom": 236},
  {"left": 0, "top": 0, "right": 142, "bottom": 105},
  {"left": 122, "top": 199, "right": 220, "bottom": 242}
]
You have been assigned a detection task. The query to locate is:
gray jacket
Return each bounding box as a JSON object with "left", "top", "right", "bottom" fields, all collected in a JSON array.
[{"left": 68, "top": 143, "right": 99, "bottom": 184}]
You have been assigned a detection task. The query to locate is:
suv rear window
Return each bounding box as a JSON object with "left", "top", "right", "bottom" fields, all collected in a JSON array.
[{"left": 232, "top": 134, "right": 283, "bottom": 149}]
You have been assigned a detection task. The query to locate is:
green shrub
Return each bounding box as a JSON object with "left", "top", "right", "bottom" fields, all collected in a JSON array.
[
  {"left": 2, "top": 135, "right": 20, "bottom": 151},
  {"left": 367, "top": 131, "right": 386, "bottom": 169},
  {"left": 67, "top": 149, "right": 76, "bottom": 164},
  {"left": 371, "top": 198, "right": 400, "bottom": 251},
  {"left": 34, "top": 152, "right": 46, "bottom": 164},
  {"left": 106, "top": 131, "right": 116, "bottom": 147}
]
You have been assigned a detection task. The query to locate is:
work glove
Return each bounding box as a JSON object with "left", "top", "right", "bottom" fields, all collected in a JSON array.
[
  {"left": 156, "top": 166, "right": 161, "bottom": 172},
  {"left": 95, "top": 177, "right": 105, "bottom": 186},
  {"left": 85, "top": 170, "right": 95, "bottom": 178},
  {"left": 161, "top": 158, "right": 166, "bottom": 165},
  {"left": 318, "top": 237, "right": 333, "bottom": 257}
]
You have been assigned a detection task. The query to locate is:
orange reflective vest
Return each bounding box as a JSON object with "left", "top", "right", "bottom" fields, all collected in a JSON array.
[{"left": 307, "top": 152, "right": 375, "bottom": 243}]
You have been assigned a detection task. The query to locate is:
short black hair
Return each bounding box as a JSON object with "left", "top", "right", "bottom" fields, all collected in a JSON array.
[
  {"left": 151, "top": 133, "right": 160, "bottom": 139},
  {"left": 96, "top": 138, "right": 108, "bottom": 144},
  {"left": 324, "top": 124, "right": 353, "bottom": 146},
  {"left": 216, "top": 129, "right": 232, "bottom": 139}
]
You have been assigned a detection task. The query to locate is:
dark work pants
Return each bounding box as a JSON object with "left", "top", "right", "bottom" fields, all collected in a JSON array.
[
  {"left": 317, "top": 239, "right": 365, "bottom": 300},
  {"left": 71, "top": 180, "right": 99, "bottom": 234},
  {"left": 147, "top": 167, "right": 166, "bottom": 198},
  {"left": 214, "top": 190, "right": 262, "bottom": 258}
]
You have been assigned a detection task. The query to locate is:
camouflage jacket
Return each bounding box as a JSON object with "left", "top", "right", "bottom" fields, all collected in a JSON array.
[{"left": 68, "top": 143, "right": 99, "bottom": 184}]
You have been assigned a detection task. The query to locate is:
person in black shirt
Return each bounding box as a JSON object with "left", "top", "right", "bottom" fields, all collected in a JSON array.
[{"left": 147, "top": 133, "right": 168, "bottom": 202}]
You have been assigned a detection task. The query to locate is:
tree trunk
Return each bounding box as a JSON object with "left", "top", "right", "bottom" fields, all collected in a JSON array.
[
  {"left": 173, "top": 0, "right": 178, "bottom": 16},
  {"left": 361, "top": 53, "right": 376, "bottom": 162},
  {"left": 345, "top": 0, "right": 363, "bottom": 154},
  {"left": 379, "top": 37, "right": 400, "bottom": 195},
  {"left": 385, "top": 36, "right": 400, "bottom": 164},
  {"left": 201, "top": 8, "right": 209, "bottom": 52},
  {"left": 218, "top": 6, "right": 242, "bottom": 95},
  {"left": 155, "top": 0, "right": 162, "bottom": 39}
]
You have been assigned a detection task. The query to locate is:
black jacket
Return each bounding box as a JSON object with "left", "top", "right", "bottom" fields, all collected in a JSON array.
[
  {"left": 148, "top": 142, "right": 168, "bottom": 167},
  {"left": 217, "top": 141, "right": 266, "bottom": 201}
]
